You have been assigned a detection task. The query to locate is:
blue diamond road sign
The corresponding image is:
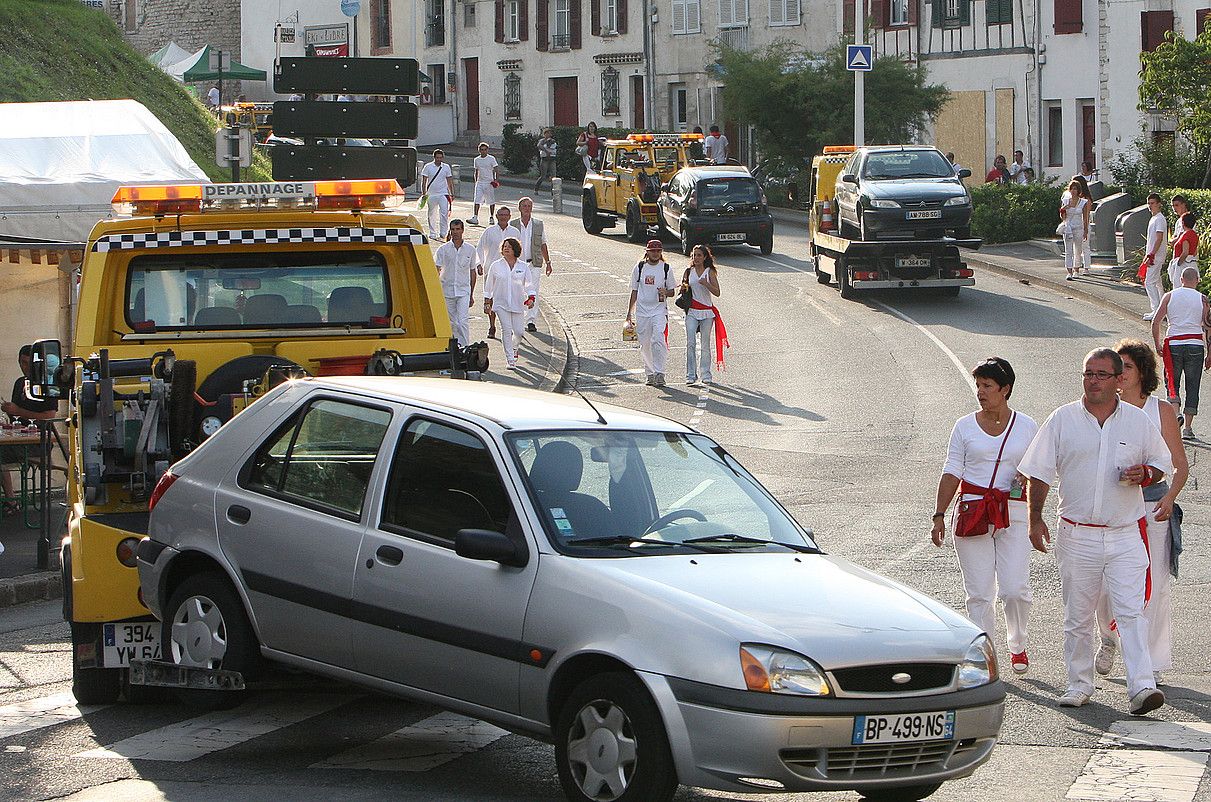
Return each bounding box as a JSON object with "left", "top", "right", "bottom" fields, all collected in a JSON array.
[{"left": 846, "top": 44, "right": 873, "bottom": 71}]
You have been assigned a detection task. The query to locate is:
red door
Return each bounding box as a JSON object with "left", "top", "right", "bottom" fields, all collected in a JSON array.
[
  {"left": 631, "top": 76, "right": 644, "bottom": 128},
  {"left": 552, "top": 77, "right": 578, "bottom": 127},
  {"left": 1081, "top": 104, "right": 1095, "bottom": 168},
  {"left": 463, "top": 58, "right": 480, "bottom": 132}
]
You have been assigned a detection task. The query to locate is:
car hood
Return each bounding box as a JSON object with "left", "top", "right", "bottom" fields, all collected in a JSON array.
[{"left": 863, "top": 178, "right": 966, "bottom": 201}]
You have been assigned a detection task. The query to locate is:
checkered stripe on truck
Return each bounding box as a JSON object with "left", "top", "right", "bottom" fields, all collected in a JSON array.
[{"left": 91, "top": 227, "right": 429, "bottom": 252}]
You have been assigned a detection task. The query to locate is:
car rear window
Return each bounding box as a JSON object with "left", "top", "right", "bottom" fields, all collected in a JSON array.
[
  {"left": 697, "top": 178, "right": 761, "bottom": 207},
  {"left": 125, "top": 250, "right": 390, "bottom": 330},
  {"left": 861, "top": 150, "right": 954, "bottom": 179}
]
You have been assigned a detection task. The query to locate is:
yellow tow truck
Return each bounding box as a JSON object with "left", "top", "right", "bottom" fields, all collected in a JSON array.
[
  {"left": 581, "top": 132, "right": 704, "bottom": 242},
  {"left": 29, "top": 179, "right": 486, "bottom": 704}
]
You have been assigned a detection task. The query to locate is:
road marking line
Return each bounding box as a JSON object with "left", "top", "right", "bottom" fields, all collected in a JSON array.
[
  {"left": 74, "top": 694, "right": 351, "bottom": 762},
  {"left": 556, "top": 292, "right": 630, "bottom": 298},
  {"left": 750, "top": 253, "right": 812, "bottom": 273},
  {"left": 1066, "top": 749, "right": 1208, "bottom": 802},
  {"left": 312, "top": 712, "right": 509, "bottom": 772},
  {"left": 608, "top": 368, "right": 646, "bottom": 376},
  {"left": 870, "top": 301, "right": 976, "bottom": 391},
  {"left": 0, "top": 692, "right": 107, "bottom": 740}
]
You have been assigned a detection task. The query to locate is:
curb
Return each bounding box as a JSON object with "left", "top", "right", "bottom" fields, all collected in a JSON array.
[
  {"left": 0, "top": 567, "right": 61, "bottom": 608},
  {"left": 536, "top": 295, "right": 578, "bottom": 394}
]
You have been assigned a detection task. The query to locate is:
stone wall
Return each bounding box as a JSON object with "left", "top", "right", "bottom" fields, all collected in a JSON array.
[{"left": 108, "top": 0, "right": 242, "bottom": 62}]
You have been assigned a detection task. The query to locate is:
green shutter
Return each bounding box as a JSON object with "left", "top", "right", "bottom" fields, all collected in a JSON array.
[
  {"left": 931, "top": 0, "right": 943, "bottom": 26},
  {"left": 958, "top": 0, "right": 971, "bottom": 24},
  {"left": 987, "top": 0, "right": 1012, "bottom": 24}
]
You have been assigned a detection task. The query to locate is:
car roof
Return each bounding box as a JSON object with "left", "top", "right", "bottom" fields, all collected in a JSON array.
[
  {"left": 300, "top": 376, "right": 693, "bottom": 433},
  {"left": 859, "top": 145, "right": 941, "bottom": 154},
  {"left": 678, "top": 166, "right": 755, "bottom": 180}
]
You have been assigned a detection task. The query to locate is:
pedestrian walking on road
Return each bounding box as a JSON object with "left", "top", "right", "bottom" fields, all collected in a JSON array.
[
  {"left": 477, "top": 207, "right": 512, "bottom": 339},
  {"left": 434, "top": 219, "right": 479, "bottom": 347},
  {"left": 682, "top": 244, "right": 727, "bottom": 385},
  {"left": 483, "top": 237, "right": 535, "bottom": 370},
  {"left": 1152, "top": 265, "right": 1211, "bottom": 440},
  {"left": 1143, "top": 193, "right": 1169, "bottom": 321},
  {"left": 1168, "top": 212, "right": 1199, "bottom": 290},
  {"left": 470, "top": 142, "right": 500, "bottom": 226},
  {"left": 1060, "top": 178, "right": 1091, "bottom": 280},
  {"left": 534, "top": 128, "right": 558, "bottom": 193},
  {"left": 509, "top": 198, "right": 552, "bottom": 333},
  {"left": 1094, "top": 340, "right": 1189, "bottom": 685},
  {"left": 1019, "top": 348, "right": 1173, "bottom": 715},
  {"left": 626, "top": 239, "right": 678, "bottom": 387},
  {"left": 419, "top": 149, "right": 455, "bottom": 241},
  {"left": 704, "top": 125, "right": 729, "bottom": 165},
  {"left": 576, "top": 121, "right": 601, "bottom": 175},
  {"left": 931, "top": 358, "right": 1038, "bottom": 675}
]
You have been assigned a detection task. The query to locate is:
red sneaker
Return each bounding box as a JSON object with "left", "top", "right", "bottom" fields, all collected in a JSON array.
[{"left": 1010, "top": 651, "right": 1029, "bottom": 675}]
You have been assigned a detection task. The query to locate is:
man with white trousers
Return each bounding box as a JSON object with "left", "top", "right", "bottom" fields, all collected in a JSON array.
[
  {"left": 1142, "top": 193, "right": 1168, "bottom": 321},
  {"left": 419, "top": 149, "right": 455, "bottom": 241},
  {"left": 626, "top": 240, "right": 678, "bottom": 387},
  {"left": 1020, "top": 348, "right": 1173, "bottom": 715},
  {"left": 470, "top": 142, "right": 499, "bottom": 226},
  {"left": 476, "top": 206, "right": 512, "bottom": 339},
  {"left": 509, "top": 197, "right": 552, "bottom": 333},
  {"left": 434, "top": 219, "right": 478, "bottom": 347}
]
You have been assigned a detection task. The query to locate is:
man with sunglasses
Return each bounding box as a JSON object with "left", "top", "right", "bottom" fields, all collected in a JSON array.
[{"left": 1019, "top": 349, "right": 1173, "bottom": 715}]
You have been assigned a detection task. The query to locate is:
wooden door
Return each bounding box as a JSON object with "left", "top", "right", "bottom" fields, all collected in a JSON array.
[
  {"left": 631, "top": 75, "right": 644, "bottom": 129},
  {"left": 463, "top": 58, "right": 480, "bottom": 132},
  {"left": 1081, "top": 104, "right": 1095, "bottom": 168},
  {"left": 552, "top": 77, "right": 579, "bottom": 127}
]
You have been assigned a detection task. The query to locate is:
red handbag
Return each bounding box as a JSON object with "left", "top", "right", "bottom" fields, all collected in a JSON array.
[
  {"left": 954, "top": 413, "right": 1016, "bottom": 538},
  {"left": 1137, "top": 255, "right": 1152, "bottom": 282}
]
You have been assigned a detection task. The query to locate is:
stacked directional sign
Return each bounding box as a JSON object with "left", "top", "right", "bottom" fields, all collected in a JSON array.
[{"left": 271, "top": 57, "right": 420, "bottom": 186}]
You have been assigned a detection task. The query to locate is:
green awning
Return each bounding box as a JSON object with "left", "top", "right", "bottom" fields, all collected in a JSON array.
[{"left": 180, "top": 45, "right": 268, "bottom": 82}]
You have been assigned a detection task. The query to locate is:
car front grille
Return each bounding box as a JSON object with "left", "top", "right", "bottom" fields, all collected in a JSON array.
[
  {"left": 898, "top": 199, "right": 944, "bottom": 210},
  {"left": 781, "top": 738, "right": 986, "bottom": 781},
  {"left": 831, "top": 663, "right": 954, "bottom": 693}
]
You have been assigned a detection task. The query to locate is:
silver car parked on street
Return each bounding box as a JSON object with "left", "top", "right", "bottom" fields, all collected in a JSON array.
[{"left": 137, "top": 377, "right": 1004, "bottom": 802}]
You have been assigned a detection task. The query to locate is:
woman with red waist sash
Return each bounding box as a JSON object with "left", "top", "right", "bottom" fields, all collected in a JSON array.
[
  {"left": 681, "top": 245, "right": 729, "bottom": 386},
  {"left": 931, "top": 358, "right": 1039, "bottom": 675}
]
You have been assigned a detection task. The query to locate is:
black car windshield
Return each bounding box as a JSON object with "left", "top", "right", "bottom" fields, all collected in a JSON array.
[
  {"left": 697, "top": 178, "right": 762, "bottom": 207},
  {"left": 861, "top": 150, "right": 954, "bottom": 180},
  {"left": 506, "top": 430, "right": 818, "bottom": 556}
]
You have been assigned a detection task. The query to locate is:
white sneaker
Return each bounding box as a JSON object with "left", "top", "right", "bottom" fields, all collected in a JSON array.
[
  {"left": 468, "top": 216, "right": 479, "bottom": 225},
  {"left": 1154, "top": 672, "right": 1166, "bottom": 687},
  {"left": 1143, "top": 312, "right": 1155, "bottom": 321},
  {"left": 1095, "top": 636, "right": 1117, "bottom": 676},
  {"left": 1129, "top": 688, "right": 1165, "bottom": 716},
  {"left": 1058, "top": 690, "right": 1092, "bottom": 708}
]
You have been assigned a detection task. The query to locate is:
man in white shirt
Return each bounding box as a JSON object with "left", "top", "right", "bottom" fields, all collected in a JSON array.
[
  {"left": 704, "top": 125, "right": 729, "bottom": 164},
  {"left": 420, "top": 149, "right": 455, "bottom": 242},
  {"left": 433, "top": 219, "right": 479, "bottom": 347},
  {"left": 1152, "top": 265, "right": 1211, "bottom": 439},
  {"left": 1019, "top": 348, "right": 1173, "bottom": 715},
  {"left": 207, "top": 84, "right": 220, "bottom": 110},
  {"left": 625, "top": 239, "right": 679, "bottom": 387},
  {"left": 1007, "top": 150, "right": 1031, "bottom": 185},
  {"left": 1142, "top": 193, "right": 1168, "bottom": 321},
  {"left": 509, "top": 197, "right": 552, "bottom": 333},
  {"left": 470, "top": 142, "right": 499, "bottom": 226},
  {"left": 476, "top": 206, "right": 512, "bottom": 339}
]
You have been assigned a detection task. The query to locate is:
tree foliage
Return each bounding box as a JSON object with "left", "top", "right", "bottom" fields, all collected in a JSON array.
[
  {"left": 1138, "top": 30, "right": 1211, "bottom": 187},
  {"left": 713, "top": 40, "right": 950, "bottom": 164}
]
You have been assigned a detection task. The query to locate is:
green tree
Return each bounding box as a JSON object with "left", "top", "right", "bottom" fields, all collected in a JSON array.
[
  {"left": 713, "top": 40, "right": 950, "bottom": 164},
  {"left": 1138, "top": 30, "right": 1211, "bottom": 188}
]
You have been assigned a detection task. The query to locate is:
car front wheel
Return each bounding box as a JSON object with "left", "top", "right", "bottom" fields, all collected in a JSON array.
[
  {"left": 583, "top": 191, "right": 604, "bottom": 235},
  {"left": 555, "top": 672, "right": 677, "bottom": 802},
  {"left": 163, "top": 571, "right": 260, "bottom": 709},
  {"left": 680, "top": 226, "right": 695, "bottom": 256}
]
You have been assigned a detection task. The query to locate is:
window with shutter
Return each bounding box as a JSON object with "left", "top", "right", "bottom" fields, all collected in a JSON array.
[
  {"left": 686, "top": 0, "right": 700, "bottom": 30},
  {"left": 957, "top": 0, "right": 970, "bottom": 25},
  {"left": 986, "top": 0, "right": 1012, "bottom": 24},
  {"left": 770, "top": 0, "right": 784, "bottom": 25},
  {"left": 720, "top": 0, "right": 735, "bottom": 26},
  {"left": 673, "top": 0, "right": 688, "bottom": 31},
  {"left": 591, "top": 0, "right": 600, "bottom": 34},
  {"left": 787, "top": 0, "right": 800, "bottom": 24},
  {"left": 1141, "top": 9, "right": 1173, "bottom": 50},
  {"left": 538, "top": 0, "right": 550, "bottom": 48},
  {"left": 1198, "top": 8, "right": 1210, "bottom": 35},
  {"left": 1053, "top": 0, "right": 1081, "bottom": 34},
  {"left": 870, "top": 0, "right": 885, "bottom": 27}
]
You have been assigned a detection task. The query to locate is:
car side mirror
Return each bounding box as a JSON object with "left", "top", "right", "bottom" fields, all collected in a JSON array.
[
  {"left": 28, "top": 339, "right": 63, "bottom": 400},
  {"left": 455, "top": 528, "right": 527, "bottom": 567},
  {"left": 957, "top": 168, "right": 972, "bottom": 179},
  {"left": 841, "top": 173, "right": 858, "bottom": 184}
]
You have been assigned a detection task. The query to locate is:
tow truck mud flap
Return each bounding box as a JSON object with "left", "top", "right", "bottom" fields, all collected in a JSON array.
[{"left": 129, "top": 660, "right": 245, "bottom": 691}]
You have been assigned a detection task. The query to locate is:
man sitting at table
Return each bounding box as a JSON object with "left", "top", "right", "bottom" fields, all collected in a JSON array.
[{"left": 1, "top": 345, "right": 59, "bottom": 516}]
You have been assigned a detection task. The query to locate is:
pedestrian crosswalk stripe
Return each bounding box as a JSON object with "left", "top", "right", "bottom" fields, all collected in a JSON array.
[
  {"left": 0, "top": 691, "right": 107, "bottom": 740},
  {"left": 73, "top": 693, "right": 352, "bottom": 762},
  {"left": 311, "top": 711, "right": 509, "bottom": 772},
  {"left": 1066, "top": 720, "right": 1211, "bottom": 802}
]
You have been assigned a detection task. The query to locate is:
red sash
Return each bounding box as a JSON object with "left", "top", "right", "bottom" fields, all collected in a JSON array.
[
  {"left": 689, "top": 299, "right": 730, "bottom": 369},
  {"left": 1162, "top": 333, "right": 1204, "bottom": 398},
  {"left": 959, "top": 481, "right": 1011, "bottom": 531}
]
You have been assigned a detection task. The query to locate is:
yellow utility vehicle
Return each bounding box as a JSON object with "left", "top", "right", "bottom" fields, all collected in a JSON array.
[
  {"left": 581, "top": 132, "right": 704, "bottom": 242},
  {"left": 226, "top": 102, "right": 275, "bottom": 141},
  {"left": 30, "top": 179, "right": 486, "bottom": 704}
]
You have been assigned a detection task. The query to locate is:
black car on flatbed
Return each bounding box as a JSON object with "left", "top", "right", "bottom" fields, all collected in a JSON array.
[
  {"left": 833, "top": 146, "right": 972, "bottom": 241},
  {"left": 658, "top": 166, "right": 775, "bottom": 255}
]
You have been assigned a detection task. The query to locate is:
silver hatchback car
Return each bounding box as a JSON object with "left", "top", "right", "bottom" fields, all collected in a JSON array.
[{"left": 137, "top": 377, "right": 1003, "bottom": 802}]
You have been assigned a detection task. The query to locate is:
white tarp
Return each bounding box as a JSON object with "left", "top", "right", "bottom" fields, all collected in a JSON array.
[
  {"left": 162, "top": 46, "right": 206, "bottom": 83},
  {"left": 0, "top": 99, "right": 209, "bottom": 241},
  {"left": 149, "top": 41, "right": 191, "bottom": 70}
]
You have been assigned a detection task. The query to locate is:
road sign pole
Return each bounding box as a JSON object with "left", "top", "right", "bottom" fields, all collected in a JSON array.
[{"left": 854, "top": 68, "right": 864, "bottom": 147}]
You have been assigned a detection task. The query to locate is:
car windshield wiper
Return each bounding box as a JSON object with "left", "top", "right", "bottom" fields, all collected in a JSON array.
[
  {"left": 683, "top": 534, "right": 821, "bottom": 553},
  {"left": 566, "top": 535, "right": 727, "bottom": 553}
]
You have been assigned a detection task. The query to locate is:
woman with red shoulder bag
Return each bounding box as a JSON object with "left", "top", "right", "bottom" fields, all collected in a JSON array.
[{"left": 931, "top": 357, "right": 1040, "bottom": 675}]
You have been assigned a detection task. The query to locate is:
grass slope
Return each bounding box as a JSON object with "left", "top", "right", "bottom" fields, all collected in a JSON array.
[{"left": 0, "top": 0, "right": 269, "bottom": 182}]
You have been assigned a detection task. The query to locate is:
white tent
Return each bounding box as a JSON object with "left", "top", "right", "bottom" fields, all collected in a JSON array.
[
  {"left": 149, "top": 41, "right": 191, "bottom": 71},
  {"left": 162, "top": 46, "right": 205, "bottom": 83},
  {"left": 0, "top": 99, "right": 209, "bottom": 241}
]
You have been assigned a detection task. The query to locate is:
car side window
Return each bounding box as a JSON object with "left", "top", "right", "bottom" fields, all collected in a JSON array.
[
  {"left": 245, "top": 398, "right": 392, "bottom": 518},
  {"left": 380, "top": 418, "right": 512, "bottom": 545},
  {"left": 602, "top": 149, "right": 615, "bottom": 172}
]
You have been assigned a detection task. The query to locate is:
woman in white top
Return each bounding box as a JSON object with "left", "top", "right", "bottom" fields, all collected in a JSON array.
[
  {"left": 482, "top": 237, "right": 535, "bottom": 370},
  {"left": 932, "top": 357, "right": 1039, "bottom": 674},
  {"left": 1094, "top": 340, "right": 1188, "bottom": 683},
  {"left": 681, "top": 244, "right": 725, "bottom": 385},
  {"left": 1059, "top": 178, "right": 1091, "bottom": 280}
]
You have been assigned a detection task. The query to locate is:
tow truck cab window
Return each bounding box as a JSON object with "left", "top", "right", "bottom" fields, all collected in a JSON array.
[{"left": 125, "top": 250, "right": 390, "bottom": 330}]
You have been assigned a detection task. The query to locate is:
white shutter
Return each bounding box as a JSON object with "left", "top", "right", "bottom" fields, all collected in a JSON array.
[
  {"left": 786, "top": 0, "right": 799, "bottom": 23},
  {"left": 687, "top": 0, "right": 700, "bottom": 30},
  {"left": 719, "top": 0, "right": 735, "bottom": 27},
  {"left": 672, "top": 0, "right": 686, "bottom": 32},
  {"left": 739, "top": 0, "right": 749, "bottom": 24},
  {"left": 769, "top": 0, "right": 784, "bottom": 24}
]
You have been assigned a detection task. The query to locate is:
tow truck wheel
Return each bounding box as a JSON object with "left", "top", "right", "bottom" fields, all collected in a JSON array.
[
  {"left": 70, "top": 623, "right": 121, "bottom": 705},
  {"left": 582, "top": 191, "right": 605, "bottom": 235},
  {"left": 838, "top": 258, "right": 856, "bottom": 299},
  {"left": 938, "top": 286, "right": 961, "bottom": 298},
  {"left": 163, "top": 571, "right": 260, "bottom": 710},
  {"left": 625, "top": 204, "right": 645, "bottom": 243},
  {"left": 814, "top": 255, "right": 831, "bottom": 285}
]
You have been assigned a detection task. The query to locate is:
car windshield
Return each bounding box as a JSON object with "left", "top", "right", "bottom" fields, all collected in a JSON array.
[
  {"left": 507, "top": 430, "right": 818, "bottom": 556},
  {"left": 861, "top": 150, "right": 954, "bottom": 180},
  {"left": 697, "top": 178, "right": 762, "bottom": 207}
]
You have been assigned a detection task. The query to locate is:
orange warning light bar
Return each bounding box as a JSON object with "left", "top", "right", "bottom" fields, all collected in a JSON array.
[
  {"left": 314, "top": 179, "right": 405, "bottom": 210},
  {"left": 111, "top": 184, "right": 206, "bottom": 216},
  {"left": 823, "top": 145, "right": 856, "bottom": 154}
]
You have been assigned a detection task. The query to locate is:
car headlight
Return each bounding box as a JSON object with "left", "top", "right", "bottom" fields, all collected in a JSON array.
[
  {"left": 944, "top": 196, "right": 971, "bottom": 206},
  {"left": 957, "top": 635, "right": 998, "bottom": 689},
  {"left": 868, "top": 199, "right": 900, "bottom": 209},
  {"left": 740, "top": 644, "right": 832, "bottom": 696}
]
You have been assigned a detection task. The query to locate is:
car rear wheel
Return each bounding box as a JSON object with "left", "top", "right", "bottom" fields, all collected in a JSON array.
[
  {"left": 859, "top": 781, "right": 943, "bottom": 801},
  {"left": 759, "top": 234, "right": 774, "bottom": 256},
  {"left": 163, "top": 571, "right": 260, "bottom": 710},
  {"left": 938, "top": 286, "right": 962, "bottom": 298},
  {"left": 555, "top": 672, "right": 677, "bottom": 802},
  {"left": 583, "top": 191, "right": 604, "bottom": 235},
  {"left": 625, "top": 204, "right": 645, "bottom": 243}
]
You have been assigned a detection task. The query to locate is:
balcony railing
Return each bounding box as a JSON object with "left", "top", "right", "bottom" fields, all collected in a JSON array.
[
  {"left": 426, "top": 20, "right": 445, "bottom": 47},
  {"left": 716, "top": 26, "right": 750, "bottom": 51},
  {"left": 550, "top": 32, "right": 571, "bottom": 49}
]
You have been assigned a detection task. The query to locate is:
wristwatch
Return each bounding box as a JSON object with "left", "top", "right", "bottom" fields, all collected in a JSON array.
[{"left": 931, "top": 513, "right": 945, "bottom": 520}]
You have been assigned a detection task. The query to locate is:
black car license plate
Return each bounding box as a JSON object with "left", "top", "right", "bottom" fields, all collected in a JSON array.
[{"left": 896, "top": 256, "right": 931, "bottom": 270}]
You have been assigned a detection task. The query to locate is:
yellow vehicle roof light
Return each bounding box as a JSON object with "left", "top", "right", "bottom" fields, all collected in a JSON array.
[
  {"left": 823, "top": 145, "right": 856, "bottom": 154},
  {"left": 111, "top": 184, "right": 205, "bottom": 216},
  {"left": 628, "top": 133, "right": 655, "bottom": 142},
  {"left": 314, "top": 179, "right": 406, "bottom": 210}
]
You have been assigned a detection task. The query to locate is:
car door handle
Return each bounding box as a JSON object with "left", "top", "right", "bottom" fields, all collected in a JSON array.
[
  {"left": 375, "top": 545, "right": 404, "bottom": 566},
  {"left": 227, "top": 505, "right": 251, "bottom": 525}
]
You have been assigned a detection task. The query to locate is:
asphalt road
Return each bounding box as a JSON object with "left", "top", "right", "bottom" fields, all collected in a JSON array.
[{"left": 2, "top": 187, "right": 1209, "bottom": 802}]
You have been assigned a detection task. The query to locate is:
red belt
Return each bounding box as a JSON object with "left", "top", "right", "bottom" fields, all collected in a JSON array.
[
  {"left": 689, "top": 299, "right": 730, "bottom": 369},
  {"left": 1062, "top": 517, "right": 1152, "bottom": 612},
  {"left": 1161, "top": 333, "right": 1204, "bottom": 399}
]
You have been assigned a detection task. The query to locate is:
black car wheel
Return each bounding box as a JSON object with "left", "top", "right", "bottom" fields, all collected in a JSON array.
[
  {"left": 838, "top": 257, "right": 856, "bottom": 299},
  {"left": 555, "top": 672, "right": 678, "bottom": 802},
  {"left": 814, "top": 255, "right": 831, "bottom": 285},
  {"left": 858, "top": 782, "right": 943, "bottom": 801},
  {"left": 953, "top": 226, "right": 971, "bottom": 240},
  {"left": 759, "top": 234, "right": 774, "bottom": 256},
  {"left": 938, "top": 286, "right": 962, "bottom": 298},
  {"left": 625, "top": 204, "right": 646, "bottom": 243},
  {"left": 680, "top": 225, "right": 695, "bottom": 256},
  {"left": 583, "top": 191, "right": 604, "bottom": 235}
]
